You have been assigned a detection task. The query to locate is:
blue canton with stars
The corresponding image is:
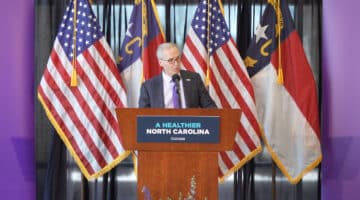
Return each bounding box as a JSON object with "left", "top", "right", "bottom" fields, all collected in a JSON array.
[
  {"left": 191, "top": 0, "right": 230, "bottom": 55},
  {"left": 57, "top": 0, "right": 103, "bottom": 61}
]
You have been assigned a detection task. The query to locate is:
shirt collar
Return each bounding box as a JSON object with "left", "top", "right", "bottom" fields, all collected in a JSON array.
[{"left": 162, "top": 71, "right": 180, "bottom": 82}]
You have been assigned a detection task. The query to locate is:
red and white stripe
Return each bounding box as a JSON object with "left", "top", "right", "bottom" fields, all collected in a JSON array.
[
  {"left": 38, "top": 37, "right": 129, "bottom": 179},
  {"left": 182, "top": 27, "right": 262, "bottom": 181}
]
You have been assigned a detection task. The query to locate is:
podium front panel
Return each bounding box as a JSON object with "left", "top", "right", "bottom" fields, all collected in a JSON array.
[
  {"left": 115, "top": 108, "right": 242, "bottom": 200},
  {"left": 138, "top": 151, "right": 218, "bottom": 200}
]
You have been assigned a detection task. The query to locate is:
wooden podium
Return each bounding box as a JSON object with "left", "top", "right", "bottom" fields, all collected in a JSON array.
[{"left": 116, "top": 108, "right": 241, "bottom": 200}]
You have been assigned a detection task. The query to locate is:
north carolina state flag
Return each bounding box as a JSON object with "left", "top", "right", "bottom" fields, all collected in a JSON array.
[
  {"left": 118, "top": 0, "right": 165, "bottom": 107},
  {"left": 245, "top": 0, "right": 322, "bottom": 184}
]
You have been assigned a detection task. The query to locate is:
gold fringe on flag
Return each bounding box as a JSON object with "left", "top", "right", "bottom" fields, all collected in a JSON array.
[
  {"left": 276, "top": 67, "right": 284, "bottom": 84},
  {"left": 132, "top": 151, "right": 138, "bottom": 178},
  {"left": 205, "top": 68, "right": 210, "bottom": 86},
  {"left": 71, "top": 69, "right": 78, "bottom": 86}
]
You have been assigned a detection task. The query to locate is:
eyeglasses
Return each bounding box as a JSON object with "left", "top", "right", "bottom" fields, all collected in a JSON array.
[{"left": 161, "top": 56, "right": 181, "bottom": 64}]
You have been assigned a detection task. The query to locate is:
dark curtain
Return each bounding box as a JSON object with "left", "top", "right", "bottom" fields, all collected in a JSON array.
[
  {"left": 35, "top": 0, "right": 321, "bottom": 199},
  {"left": 35, "top": 1, "right": 69, "bottom": 199}
]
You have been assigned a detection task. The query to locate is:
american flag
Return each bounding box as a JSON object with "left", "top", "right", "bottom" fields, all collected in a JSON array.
[
  {"left": 181, "top": 0, "right": 262, "bottom": 181},
  {"left": 37, "top": 0, "right": 130, "bottom": 179},
  {"left": 118, "top": 0, "right": 165, "bottom": 107},
  {"left": 245, "top": 0, "right": 322, "bottom": 183}
]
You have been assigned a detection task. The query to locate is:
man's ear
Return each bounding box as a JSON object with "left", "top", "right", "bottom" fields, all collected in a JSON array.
[{"left": 158, "top": 60, "right": 164, "bottom": 67}]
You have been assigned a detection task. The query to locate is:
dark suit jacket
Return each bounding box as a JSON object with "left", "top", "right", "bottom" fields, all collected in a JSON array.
[{"left": 139, "top": 70, "right": 217, "bottom": 108}]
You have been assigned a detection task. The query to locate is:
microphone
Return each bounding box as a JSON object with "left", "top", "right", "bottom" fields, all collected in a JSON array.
[
  {"left": 171, "top": 74, "right": 182, "bottom": 107},
  {"left": 171, "top": 74, "right": 181, "bottom": 94}
]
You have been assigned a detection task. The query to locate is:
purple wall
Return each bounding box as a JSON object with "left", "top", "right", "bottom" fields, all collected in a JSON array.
[
  {"left": 322, "top": 0, "right": 360, "bottom": 199},
  {"left": 0, "top": 1, "right": 35, "bottom": 199},
  {"left": 0, "top": 0, "right": 359, "bottom": 199}
]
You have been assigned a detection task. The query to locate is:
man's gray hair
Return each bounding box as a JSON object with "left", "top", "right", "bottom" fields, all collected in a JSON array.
[{"left": 156, "top": 42, "right": 179, "bottom": 60}]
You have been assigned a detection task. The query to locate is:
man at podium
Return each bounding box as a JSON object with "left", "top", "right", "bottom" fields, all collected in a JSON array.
[
  {"left": 118, "top": 42, "right": 239, "bottom": 199},
  {"left": 138, "top": 42, "right": 216, "bottom": 109}
]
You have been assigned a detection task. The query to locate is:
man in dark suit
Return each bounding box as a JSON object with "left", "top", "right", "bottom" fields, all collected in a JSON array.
[{"left": 139, "top": 42, "right": 216, "bottom": 108}]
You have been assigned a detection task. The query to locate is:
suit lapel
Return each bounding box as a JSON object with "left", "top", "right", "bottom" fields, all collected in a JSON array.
[
  {"left": 180, "top": 70, "right": 192, "bottom": 107},
  {"left": 155, "top": 74, "right": 165, "bottom": 108}
]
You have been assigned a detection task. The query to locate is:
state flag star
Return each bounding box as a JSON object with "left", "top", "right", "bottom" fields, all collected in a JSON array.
[
  {"left": 126, "top": 23, "right": 134, "bottom": 37},
  {"left": 255, "top": 24, "right": 269, "bottom": 43}
]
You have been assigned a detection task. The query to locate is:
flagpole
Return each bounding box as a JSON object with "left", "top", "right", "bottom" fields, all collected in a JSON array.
[
  {"left": 141, "top": 0, "right": 146, "bottom": 82},
  {"left": 70, "top": 0, "right": 78, "bottom": 87},
  {"left": 276, "top": 0, "right": 284, "bottom": 84},
  {"left": 272, "top": 161, "right": 277, "bottom": 200},
  {"left": 205, "top": 0, "right": 211, "bottom": 87}
]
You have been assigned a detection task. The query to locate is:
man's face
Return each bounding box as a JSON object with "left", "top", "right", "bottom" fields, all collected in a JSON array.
[{"left": 159, "top": 47, "right": 181, "bottom": 77}]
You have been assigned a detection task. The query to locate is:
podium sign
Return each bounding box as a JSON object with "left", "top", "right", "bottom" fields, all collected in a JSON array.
[{"left": 137, "top": 116, "right": 220, "bottom": 143}]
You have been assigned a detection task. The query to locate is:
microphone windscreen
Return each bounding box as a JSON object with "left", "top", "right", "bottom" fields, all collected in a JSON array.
[{"left": 172, "top": 74, "right": 181, "bottom": 82}]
